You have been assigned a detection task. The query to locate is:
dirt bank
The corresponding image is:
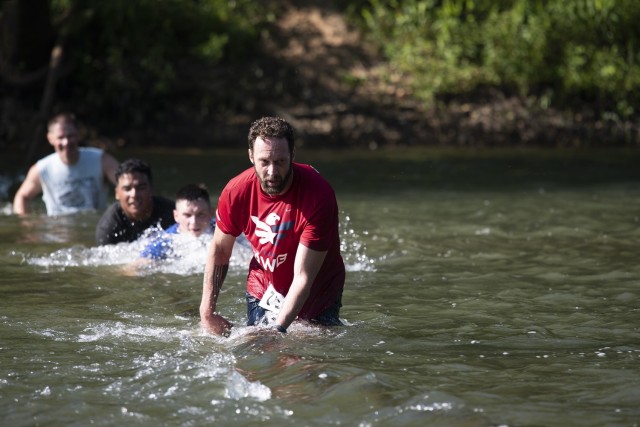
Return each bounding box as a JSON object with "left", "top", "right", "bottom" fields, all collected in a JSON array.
[{"left": 3, "top": 1, "right": 638, "bottom": 154}]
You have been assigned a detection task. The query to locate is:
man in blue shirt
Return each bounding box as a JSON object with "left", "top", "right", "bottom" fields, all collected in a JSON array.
[{"left": 140, "top": 183, "right": 215, "bottom": 260}]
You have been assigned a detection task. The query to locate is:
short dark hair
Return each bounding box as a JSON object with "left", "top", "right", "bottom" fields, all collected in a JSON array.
[
  {"left": 48, "top": 113, "right": 77, "bottom": 130},
  {"left": 115, "top": 158, "right": 152, "bottom": 184},
  {"left": 175, "top": 183, "right": 210, "bottom": 206},
  {"left": 248, "top": 116, "right": 295, "bottom": 153}
]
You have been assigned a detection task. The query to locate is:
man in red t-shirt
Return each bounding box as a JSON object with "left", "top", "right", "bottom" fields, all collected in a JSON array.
[{"left": 199, "top": 117, "right": 345, "bottom": 336}]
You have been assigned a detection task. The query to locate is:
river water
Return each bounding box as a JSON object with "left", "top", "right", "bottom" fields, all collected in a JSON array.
[{"left": 1, "top": 148, "right": 639, "bottom": 427}]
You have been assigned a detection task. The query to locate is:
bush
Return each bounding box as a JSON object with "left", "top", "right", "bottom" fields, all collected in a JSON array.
[{"left": 356, "top": 0, "right": 640, "bottom": 120}]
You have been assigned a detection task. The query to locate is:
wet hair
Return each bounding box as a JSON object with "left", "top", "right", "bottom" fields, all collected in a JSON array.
[
  {"left": 47, "top": 113, "right": 77, "bottom": 131},
  {"left": 248, "top": 116, "right": 295, "bottom": 153},
  {"left": 175, "top": 183, "right": 211, "bottom": 206},
  {"left": 115, "top": 158, "right": 153, "bottom": 185}
]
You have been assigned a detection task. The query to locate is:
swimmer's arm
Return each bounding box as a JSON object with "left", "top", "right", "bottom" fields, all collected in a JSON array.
[
  {"left": 13, "top": 164, "right": 42, "bottom": 215},
  {"left": 121, "top": 257, "right": 153, "bottom": 276},
  {"left": 101, "top": 152, "right": 119, "bottom": 186}
]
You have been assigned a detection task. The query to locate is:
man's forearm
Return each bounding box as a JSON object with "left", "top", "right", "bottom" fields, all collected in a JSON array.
[
  {"left": 274, "top": 245, "right": 327, "bottom": 331},
  {"left": 199, "top": 229, "right": 236, "bottom": 336},
  {"left": 275, "top": 278, "right": 312, "bottom": 329},
  {"left": 200, "top": 262, "right": 233, "bottom": 336},
  {"left": 12, "top": 195, "right": 30, "bottom": 215},
  {"left": 200, "top": 263, "right": 229, "bottom": 318}
]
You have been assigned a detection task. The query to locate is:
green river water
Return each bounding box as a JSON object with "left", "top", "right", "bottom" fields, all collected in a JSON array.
[{"left": 1, "top": 148, "right": 639, "bottom": 426}]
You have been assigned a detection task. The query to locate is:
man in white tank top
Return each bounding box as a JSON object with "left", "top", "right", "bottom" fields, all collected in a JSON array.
[{"left": 12, "top": 113, "right": 119, "bottom": 216}]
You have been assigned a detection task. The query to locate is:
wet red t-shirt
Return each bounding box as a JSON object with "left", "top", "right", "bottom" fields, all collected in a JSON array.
[{"left": 215, "top": 163, "right": 345, "bottom": 319}]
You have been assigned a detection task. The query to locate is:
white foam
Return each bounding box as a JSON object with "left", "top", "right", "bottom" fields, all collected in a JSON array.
[{"left": 224, "top": 370, "right": 271, "bottom": 401}]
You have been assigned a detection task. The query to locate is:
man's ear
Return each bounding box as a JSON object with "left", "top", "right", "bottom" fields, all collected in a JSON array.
[
  {"left": 46, "top": 132, "right": 55, "bottom": 148},
  {"left": 248, "top": 148, "right": 254, "bottom": 164}
]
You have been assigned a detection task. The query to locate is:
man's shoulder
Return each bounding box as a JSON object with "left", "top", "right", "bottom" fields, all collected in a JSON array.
[
  {"left": 294, "top": 163, "right": 335, "bottom": 191},
  {"left": 79, "top": 146, "right": 103, "bottom": 154},
  {"left": 227, "top": 167, "right": 255, "bottom": 185},
  {"left": 223, "top": 167, "right": 256, "bottom": 194},
  {"left": 295, "top": 163, "right": 325, "bottom": 179},
  {"left": 36, "top": 152, "right": 60, "bottom": 169},
  {"left": 98, "top": 202, "right": 123, "bottom": 221},
  {"left": 164, "top": 223, "right": 180, "bottom": 234},
  {"left": 78, "top": 146, "right": 104, "bottom": 160},
  {"left": 95, "top": 202, "right": 126, "bottom": 237}
]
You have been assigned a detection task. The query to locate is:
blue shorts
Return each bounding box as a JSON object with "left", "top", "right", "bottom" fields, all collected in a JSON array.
[{"left": 245, "top": 291, "right": 343, "bottom": 327}]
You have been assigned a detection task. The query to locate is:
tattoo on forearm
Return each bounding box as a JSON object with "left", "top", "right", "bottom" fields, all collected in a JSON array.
[{"left": 212, "top": 264, "right": 229, "bottom": 298}]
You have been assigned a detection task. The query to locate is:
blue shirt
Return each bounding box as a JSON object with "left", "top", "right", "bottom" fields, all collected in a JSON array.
[{"left": 140, "top": 219, "right": 215, "bottom": 260}]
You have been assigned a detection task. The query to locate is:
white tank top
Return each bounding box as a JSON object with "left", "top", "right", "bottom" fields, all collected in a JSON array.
[{"left": 37, "top": 147, "right": 108, "bottom": 215}]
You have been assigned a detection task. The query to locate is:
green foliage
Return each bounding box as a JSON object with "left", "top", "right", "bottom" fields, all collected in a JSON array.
[
  {"left": 357, "top": 0, "right": 640, "bottom": 119},
  {"left": 51, "top": 0, "right": 265, "bottom": 129}
]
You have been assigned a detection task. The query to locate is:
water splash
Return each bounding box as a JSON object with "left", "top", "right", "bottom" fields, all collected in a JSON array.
[
  {"left": 0, "top": 202, "right": 12, "bottom": 215},
  {"left": 76, "top": 321, "right": 185, "bottom": 343},
  {"left": 23, "top": 212, "right": 374, "bottom": 274},
  {"left": 225, "top": 371, "right": 271, "bottom": 401},
  {"left": 341, "top": 213, "right": 376, "bottom": 272},
  {"left": 25, "top": 227, "right": 254, "bottom": 275}
]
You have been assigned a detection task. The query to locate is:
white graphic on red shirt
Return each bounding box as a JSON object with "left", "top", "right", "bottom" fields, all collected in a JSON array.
[{"left": 251, "top": 213, "right": 280, "bottom": 245}]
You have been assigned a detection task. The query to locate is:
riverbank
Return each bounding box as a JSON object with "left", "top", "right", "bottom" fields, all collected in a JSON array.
[{"left": 2, "top": 1, "right": 638, "bottom": 155}]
